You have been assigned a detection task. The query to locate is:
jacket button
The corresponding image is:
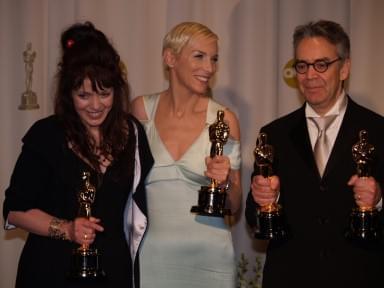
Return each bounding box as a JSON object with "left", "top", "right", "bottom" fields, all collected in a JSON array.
[
  {"left": 318, "top": 217, "right": 329, "bottom": 225},
  {"left": 319, "top": 249, "right": 328, "bottom": 258},
  {"left": 319, "top": 185, "right": 327, "bottom": 193}
]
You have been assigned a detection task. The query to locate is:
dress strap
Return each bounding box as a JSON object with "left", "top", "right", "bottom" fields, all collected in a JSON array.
[{"left": 142, "top": 93, "right": 161, "bottom": 121}]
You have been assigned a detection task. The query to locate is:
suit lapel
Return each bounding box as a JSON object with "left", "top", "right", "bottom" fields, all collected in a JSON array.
[{"left": 290, "top": 106, "right": 320, "bottom": 179}]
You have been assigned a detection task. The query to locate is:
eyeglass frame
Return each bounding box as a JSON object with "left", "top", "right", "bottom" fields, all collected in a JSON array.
[{"left": 293, "top": 57, "right": 342, "bottom": 74}]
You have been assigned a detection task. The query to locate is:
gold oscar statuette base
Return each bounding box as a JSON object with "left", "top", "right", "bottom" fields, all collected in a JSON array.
[
  {"left": 68, "top": 246, "right": 106, "bottom": 281},
  {"left": 346, "top": 206, "right": 382, "bottom": 242},
  {"left": 19, "top": 91, "right": 39, "bottom": 110},
  {"left": 191, "top": 184, "right": 230, "bottom": 217},
  {"left": 254, "top": 203, "right": 288, "bottom": 240}
]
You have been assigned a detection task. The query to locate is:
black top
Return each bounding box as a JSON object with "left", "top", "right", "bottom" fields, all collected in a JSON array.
[{"left": 3, "top": 115, "right": 153, "bottom": 288}]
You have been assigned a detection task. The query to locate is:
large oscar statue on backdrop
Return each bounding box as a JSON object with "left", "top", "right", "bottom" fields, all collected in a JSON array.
[
  {"left": 191, "top": 110, "right": 231, "bottom": 217},
  {"left": 69, "top": 171, "right": 106, "bottom": 280},
  {"left": 253, "top": 132, "right": 288, "bottom": 240},
  {"left": 19, "top": 42, "right": 39, "bottom": 110},
  {"left": 346, "top": 130, "right": 382, "bottom": 241}
]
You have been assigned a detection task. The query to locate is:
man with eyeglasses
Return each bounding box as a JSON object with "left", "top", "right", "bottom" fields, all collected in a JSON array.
[{"left": 246, "top": 20, "right": 384, "bottom": 288}]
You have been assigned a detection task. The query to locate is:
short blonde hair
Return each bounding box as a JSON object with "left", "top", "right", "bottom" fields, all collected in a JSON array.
[{"left": 163, "top": 22, "right": 218, "bottom": 55}]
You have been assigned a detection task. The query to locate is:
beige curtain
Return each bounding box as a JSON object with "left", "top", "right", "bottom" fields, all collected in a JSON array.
[{"left": 1, "top": 0, "right": 384, "bottom": 287}]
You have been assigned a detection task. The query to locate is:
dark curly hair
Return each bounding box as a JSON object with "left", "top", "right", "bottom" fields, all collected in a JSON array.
[{"left": 54, "top": 21, "right": 133, "bottom": 176}]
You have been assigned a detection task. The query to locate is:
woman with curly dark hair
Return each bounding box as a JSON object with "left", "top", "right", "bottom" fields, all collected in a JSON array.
[{"left": 3, "top": 21, "right": 153, "bottom": 288}]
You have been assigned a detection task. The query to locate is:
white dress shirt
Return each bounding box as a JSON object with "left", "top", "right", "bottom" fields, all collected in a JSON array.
[
  {"left": 305, "top": 91, "right": 382, "bottom": 208},
  {"left": 305, "top": 90, "right": 348, "bottom": 156}
]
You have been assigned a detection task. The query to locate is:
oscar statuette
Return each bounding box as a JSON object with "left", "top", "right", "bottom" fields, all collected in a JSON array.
[
  {"left": 346, "top": 130, "right": 382, "bottom": 241},
  {"left": 253, "top": 132, "right": 288, "bottom": 240},
  {"left": 191, "top": 110, "right": 231, "bottom": 217},
  {"left": 68, "top": 171, "right": 106, "bottom": 280},
  {"left": 19, "top": 42, "right": 39, "bottom": 110}
]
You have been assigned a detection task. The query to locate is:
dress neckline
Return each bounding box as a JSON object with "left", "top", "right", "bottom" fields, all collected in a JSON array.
[{"left": 151, "top": 94, "right": 211, "bottom": 163}]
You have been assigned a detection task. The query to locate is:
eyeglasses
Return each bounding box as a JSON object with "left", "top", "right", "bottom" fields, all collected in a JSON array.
[{"left": 293, "top": 57, "right": 342, "bottom": 74}]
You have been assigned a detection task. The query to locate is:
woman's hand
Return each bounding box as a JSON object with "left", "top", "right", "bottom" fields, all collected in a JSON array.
[
  {"left": 204, "top": 155, "right": 231, "bottom": 183},
  {"left": 67, "top": 216, "right": 104, "bottom": 245}
]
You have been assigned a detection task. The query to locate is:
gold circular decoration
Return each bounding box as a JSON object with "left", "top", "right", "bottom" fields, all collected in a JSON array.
[{"left": 283, "top": 59, "right": 298, "bottom": 89}]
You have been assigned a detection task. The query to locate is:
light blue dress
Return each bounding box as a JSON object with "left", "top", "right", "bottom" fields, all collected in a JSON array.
[{"left": 139, "top": 93, "right": 241, "bottom": 288}]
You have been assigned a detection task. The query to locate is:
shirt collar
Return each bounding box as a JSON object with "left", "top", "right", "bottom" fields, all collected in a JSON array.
[{"left": 305, "top": 90, "right": 347, "bottom": 118}]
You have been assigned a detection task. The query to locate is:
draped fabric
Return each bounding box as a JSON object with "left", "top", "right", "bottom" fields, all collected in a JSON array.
[{"left": 1, "top": 1, "right": 384, "bottom": 287}]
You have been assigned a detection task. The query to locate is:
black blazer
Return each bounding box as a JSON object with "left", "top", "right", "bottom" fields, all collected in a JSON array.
[
  {"left": 3, "top": 115, "right": 153, "bottom": 288},
  {"left": 246, "top": 97, "right": 384, "bottom": 288}
]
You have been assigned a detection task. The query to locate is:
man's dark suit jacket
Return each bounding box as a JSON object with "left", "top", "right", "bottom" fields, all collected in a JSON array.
[{"left": 246, "top": 97, "right": 384, "bottom": 288}]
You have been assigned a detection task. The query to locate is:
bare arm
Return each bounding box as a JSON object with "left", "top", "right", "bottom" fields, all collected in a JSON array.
[
  {"left": 227, "top": 168, "right": 242, "bottom": 215},
  {"left": 224, "top": 108, "right": 240, "bottom": 141}
]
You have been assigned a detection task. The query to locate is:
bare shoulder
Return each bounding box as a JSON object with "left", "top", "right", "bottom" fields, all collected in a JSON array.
[
  {"left": 223, "top": 108, "right": 240, "bottom": 141},
  {"left": 131, "top": 95, "right": 148, "bottom": 121}
]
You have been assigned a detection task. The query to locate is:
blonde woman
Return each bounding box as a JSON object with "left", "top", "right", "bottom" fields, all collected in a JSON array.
[{"left": 132, "top": 22, "right": 242, "bottom": 287}]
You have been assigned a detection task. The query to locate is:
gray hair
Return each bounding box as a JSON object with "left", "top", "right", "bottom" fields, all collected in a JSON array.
[{"left": 293, "top": 20, "right": 350, "bottom": 60}]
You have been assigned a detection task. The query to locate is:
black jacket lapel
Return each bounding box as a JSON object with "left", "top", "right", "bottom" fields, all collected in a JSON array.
[{"left": 290, "top": 105, "right": 320, "bottom": 179}]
